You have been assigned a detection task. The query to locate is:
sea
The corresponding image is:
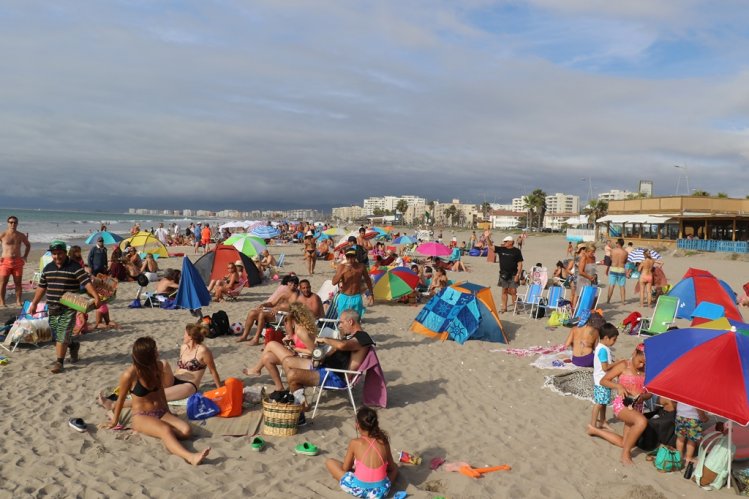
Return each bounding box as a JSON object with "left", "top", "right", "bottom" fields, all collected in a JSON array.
[{"left": 0, "top": 208, "right": 201, "bottom": 246}]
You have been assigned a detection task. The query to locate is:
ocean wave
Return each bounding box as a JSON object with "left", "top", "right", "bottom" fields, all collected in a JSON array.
[{"left": 29, "top": 232, "right": 90, "bottom": 244}]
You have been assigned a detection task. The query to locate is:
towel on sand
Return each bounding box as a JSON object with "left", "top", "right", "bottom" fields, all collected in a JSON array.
[{"left": 543, "top": 369, "right": 594, "bottom": 402}]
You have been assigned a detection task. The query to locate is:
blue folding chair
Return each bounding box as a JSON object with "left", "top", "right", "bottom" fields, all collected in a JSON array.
[
  {"left": 514, "top": 282, "right": 543, "bottom": 316},
  {"left": 532, "top": 285, "right": 566, "bottom": 319},
  {"left": 573, "top": 285, "right": 600, "bottom": 322}
]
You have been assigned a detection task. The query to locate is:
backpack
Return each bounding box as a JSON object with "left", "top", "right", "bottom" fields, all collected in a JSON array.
[
  {"left": 533, "top": 298, "right": 547, "bottom": 319},
  {"left": 355, "top": 245, "right": 368, "bottom": 264},
  {"left": 210, "top": 310, "right": 231, "bottom": 337},
  {"left": 621, "top": 311, "right": 643, "bottom": 335},
  {"left": 186, "top": 393, "right": 220, "bottom": 420},
  {"left": 693, "top": 431, "right": 736, "bottom": 490}
]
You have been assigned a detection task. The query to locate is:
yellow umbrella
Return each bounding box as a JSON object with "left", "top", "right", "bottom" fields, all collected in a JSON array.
[{"left": 119, "top": 231, "right": 169, "bottom": 258}]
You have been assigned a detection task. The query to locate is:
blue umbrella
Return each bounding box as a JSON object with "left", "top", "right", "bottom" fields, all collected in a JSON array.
[
  {"left": 250, "top": 225, "right": 281, "bottom": 239},
  {"left": 392, "top": 235, "right": 416, "bottom": 245},
  {"left": 175, "top": 257, "right": 211, "bottom": 311},
  {"left": 85, "top": 231, "right": 124, "bottom": 245}
]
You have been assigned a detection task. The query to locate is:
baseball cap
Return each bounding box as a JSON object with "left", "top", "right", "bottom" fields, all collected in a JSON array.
[
  {"left": 49, "top": 240, "right": 67, "bottom": 251},
  {"left": 502, "top": 236, "right": 514, "bottom": 242},
  {"left": 345, "top": 248, "right": 357, "bottom": 256}
]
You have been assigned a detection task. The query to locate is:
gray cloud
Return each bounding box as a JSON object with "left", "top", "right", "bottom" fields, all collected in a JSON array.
[{"left": 1, "top": 0, "right": 748, "bottom": 212}]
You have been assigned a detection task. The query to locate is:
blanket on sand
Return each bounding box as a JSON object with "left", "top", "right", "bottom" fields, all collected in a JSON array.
[{"left": 543, "top": 369, "right": 594, "bottom": 402}]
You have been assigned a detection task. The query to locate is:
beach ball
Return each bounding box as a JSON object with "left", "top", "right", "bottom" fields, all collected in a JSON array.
[{"left": 231, "top": 322, "right": 243, "bottom": 335}]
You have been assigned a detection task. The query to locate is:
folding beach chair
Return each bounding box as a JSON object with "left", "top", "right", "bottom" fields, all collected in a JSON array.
[
  {"left": 531, "top": 285, "right": 566, "bottom": 319},
  {"left": 224, "top": 277, "right": 248, "bottom": 301},
  {"left": 572, "top": 285, "right": 600, "bottom": 323},
  {"left": 513, "top": 282, "right": 543, "bottom": 316},
  {"left": 638, "top": 295, "right": 680, "bottom": 336},
  {"left": 2, "top": 301, "right": 50, "bottom": 352},
  {"left": 310, "top": 347, "right": 387, "bottom": 419}
]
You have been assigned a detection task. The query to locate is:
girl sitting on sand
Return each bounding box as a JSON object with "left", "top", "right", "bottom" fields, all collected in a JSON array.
[
  {"left": 104, "top": 336, "right": 210, "bottom": 465},
  {"left": 326, "top": 407, "right": 398, "bottom": 499},
  {"left": 242, "top": 302, "right": 317, "bottom": 392},
  {"left": 208, "top": 262, "right": 239, "bottom": 302},
  {"left": 587, "top": 343, "right": 652, "bottom": 465}
]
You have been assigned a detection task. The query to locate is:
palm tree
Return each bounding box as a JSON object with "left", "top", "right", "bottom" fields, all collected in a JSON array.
[
  {"left": 479, "top": 202, "right": 492, "bottom": 219},
  {"left": 444, "top": 205, "right": 458, "bottom": 226},
  {"left": 716, "top": 192, "right": 728, "bottom": 198},
  {"left": 523, "top": 189, "right": 547, "bottom": 229},
  {"left": 583, "top": 199, "right": 608, "bottom": 241},
  {"left": 426, "top": 200, "right": 435, "bottom": 225},
  {"left": 691, "top": 190, "right": 710, "bottom": 197}
]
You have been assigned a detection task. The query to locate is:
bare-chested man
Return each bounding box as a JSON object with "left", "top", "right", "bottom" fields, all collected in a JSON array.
[
  {"left": 332, "top": 248, "right": 373, "bottom": 319},
  {"left": 606, "top": 238, "right": 628, "bottom": 304},
  {"left": 0, "top": 215, "right": 31, "bottom": 307},
  {"left": 356, "top": 227, "right": 372, "bottom": 266},
  {"left": 237, "top": 274, "right": 299, "bottom": 345},
  {"left": 291, "top": 279, "right": 323, "bottom": 319}
]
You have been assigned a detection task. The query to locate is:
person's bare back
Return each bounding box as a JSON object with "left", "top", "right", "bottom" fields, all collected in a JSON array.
[
  {"left": 610, "top": 246, "right": 627, "bottom": 268},
  {"left": 334, "top": 262, "right": 369, "bottom": 295}
]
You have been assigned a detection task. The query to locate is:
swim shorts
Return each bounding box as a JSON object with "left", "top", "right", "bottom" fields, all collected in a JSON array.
[
  {"left": 608, "top": 272, "right": 626, "bottom": 287},
  {"left": 675, "top": 416, "right": 703, "bottom": 442},
  {"left": 336, "top": 292, "right": 366, "bottom": 318},
  {"left": 339, "top": 472, "right": 391, "bottom": 499},
  {"left": 0, "top": 257, "right": 24, "bottom": 278},
  {"left": 49, "top": 309, "right": 77, "bottom": 345},
  {"left": 593, "top": 385, "right": 612, "bottom": 405}
]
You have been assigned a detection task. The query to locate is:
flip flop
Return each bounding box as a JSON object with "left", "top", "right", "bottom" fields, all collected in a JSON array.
[
  {"left": 250, "top": 436, "right": 265, "bottom": 452},
  {"left": 429, "top": 457, "right": 446, "bottom": 470},
  {"left": 294, "top": 442, "right": 319, "bottom": 456},
  {"left": 68, "top": 418, "right": 87, "bottom": 433}
]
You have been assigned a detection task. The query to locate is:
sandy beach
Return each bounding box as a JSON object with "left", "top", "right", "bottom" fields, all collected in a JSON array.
[{"left": 1, "top": 232, "right": 747, "bottom": 498}]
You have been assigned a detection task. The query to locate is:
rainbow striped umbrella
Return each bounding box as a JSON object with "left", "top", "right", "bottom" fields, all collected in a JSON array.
[{"left": 371, "top": 266, "right": 420, "bottom": 301}]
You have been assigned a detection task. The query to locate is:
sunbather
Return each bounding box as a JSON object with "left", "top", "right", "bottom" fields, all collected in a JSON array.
[
  {"left": 155, "top": 269, "right": 180, "bottom": 296},
  {"left": 236, "top": 274, "right": 299, "bottom": 344},
  {"left": 103, "top": 336, "right": 211, "bottom": 465},
  {"left": 208, "top": 262, "right": 239, "bottom": 302},
  {"left": 428, "top": 268, "right": 447, "bottom": 296},
  {"left": 564, "top": 313, "right": 604, "bottom": 367}
]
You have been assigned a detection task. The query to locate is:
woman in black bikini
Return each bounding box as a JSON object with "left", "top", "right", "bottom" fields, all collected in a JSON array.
[
  {"left": 105, "top": 337, "right": 210, "bottom": 465},
  {"left": 100, "top": 324, "right": 221, "bottom": 407},
  {"left": 303, "top": 231, "right": 317, "bottom": 275}
]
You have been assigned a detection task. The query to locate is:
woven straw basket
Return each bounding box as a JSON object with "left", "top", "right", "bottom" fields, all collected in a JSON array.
[{"left": 262, "top": 400, "right": 302, "bottom": 437}]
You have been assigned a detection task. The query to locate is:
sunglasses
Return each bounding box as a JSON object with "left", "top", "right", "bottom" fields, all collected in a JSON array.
[{"left": 7, "top": 220, "right": 18, "bottom": 224}]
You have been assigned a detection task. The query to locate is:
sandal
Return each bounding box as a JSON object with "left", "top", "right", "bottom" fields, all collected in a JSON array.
[
  {"left": 250, "top": 436, "right": 265, "bottom": 452},
  {"left": 294, "top": 442, "right": 319, "bottom": 456},
  {"left": 69, "top": 418, "right": 87, "bottom": 433}
]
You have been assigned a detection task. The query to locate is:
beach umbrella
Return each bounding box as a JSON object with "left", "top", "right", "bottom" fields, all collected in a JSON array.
[
  {"left": 250, "top": 225, "right": 281, "bottom": 239},
  {"left": 371, "top": 266, "right": 420, "bottom": 301},
  {"left": 627, "top": 248, "right": 662, "bottom": 263},
  {"left": 323, "top": 227, "right": 347, "bottom": 237},
  {"left": 667, "top": 268, "right": 741, "bottom": 321},
  {"left": 223, "top": 234, "right": 266, "bottom": 258},
  {"left": 119, "top": 231, "right": 169, "bottom": 258},
  {"left": 392, "top": 235, "right": 416, "bottom": 245},
  {"left": 416, "top": 242, "right": 452, "bottom": 257},
  {"left": 644, "top": 325, "right": 749, "bottom": 425},
  {"left": 85, "top": 231, "right": 124, "bottom": 245},
  {"left": 175, "top": 257, "right": 212, "bottom": 311}
]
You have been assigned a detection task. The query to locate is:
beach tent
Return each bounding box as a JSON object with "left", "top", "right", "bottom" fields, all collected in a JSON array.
[
  {"left": 193, "top": 245, "right": 262, "bottom": 287},
  {"left": 119, "top": 231, "right": 169, "bottom": 258},
  {"left": 411, "top": 282, "right": 507, "bottom": 344},
  {"left": 175, "top": 257, "right": 212, "bottom": 311},
  {"left": 667, "top": 268, "right": 741, "bottom": 322}
]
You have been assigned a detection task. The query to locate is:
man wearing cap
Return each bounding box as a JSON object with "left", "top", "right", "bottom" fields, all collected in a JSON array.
[
  {"left": 87, "top": 236, "right": 108, "bottom": 276},
  {"left": 494, "top": 236, "right": 524, "bottom": 313},
  {"left": 332, "top": 247, "right": 374, "bottom": 318},
  {"left": 0, "top": 215, "right": 31, "bottom": 307},
  {"left": 29, "top": 240, "right": 101, "bottom": 374}
]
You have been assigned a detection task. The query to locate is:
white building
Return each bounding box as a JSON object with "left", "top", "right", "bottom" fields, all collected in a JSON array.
[
  {"left": 363, "top": 195, "right": 427, "bottom": 216},
  {"left": 332, "top": 205, "right": 365, "bottom": 222},
  {"left": 598, "top": 189, "right": 633, "bottom": 202},
  {"left": 638, "top": 180, "right": 653, "bottom": 197},
  {"left": 511, "top": 197, "right": 528, "bottom": 212},
  {"left": 543, "top": 212, "right": 579, "bottom": 230},
  {"left": 545, "top": 193, "right": 580, "bottom": 214},
  {"left": 490, "top": 210, "right": 523, "bottom": 229}
]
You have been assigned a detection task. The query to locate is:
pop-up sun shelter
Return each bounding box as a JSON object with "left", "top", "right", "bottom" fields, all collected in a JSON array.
[
  {"left": 193, "top": 245, "right": 262, "bottom": 287},
  {"left": 667, "top": 268, "right": 741, "bottom": 322},
  {"left": 411, "top": 282, "right": 507, "bottom": 344}
]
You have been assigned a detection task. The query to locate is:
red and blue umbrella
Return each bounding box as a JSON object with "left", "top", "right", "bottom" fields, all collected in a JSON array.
[
  {"left": 644, "top": 324, "right": 749, "bottom": 425},
  {"left": 667, "top": 268, "right": 741, "bottom": 321}
]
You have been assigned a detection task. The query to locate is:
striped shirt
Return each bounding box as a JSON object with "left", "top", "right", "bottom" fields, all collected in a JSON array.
[{"left": 39, "top": 257, "right": 91, "bottom": 314}]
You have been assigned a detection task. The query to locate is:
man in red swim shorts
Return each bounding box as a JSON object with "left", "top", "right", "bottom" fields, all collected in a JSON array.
[{"left": 0, "top": 215, "right": 31, "bottom": 307}]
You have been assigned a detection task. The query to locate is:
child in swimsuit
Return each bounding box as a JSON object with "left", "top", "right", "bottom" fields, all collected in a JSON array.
[
  {"left": 326, "top": 407, "right": 398, "bottom": 499},
  {"left": 588, "top": 344, "right": 652, "bottom": 465}
]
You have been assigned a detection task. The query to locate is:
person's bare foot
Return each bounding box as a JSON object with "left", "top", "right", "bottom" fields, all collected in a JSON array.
[
  {"left": 235, "top": 336, "right": 248, "bottom": 343},
  {"left": 97, "top": 392, "right": 114, "bottom": 410},
  {"left": 599, "top": 422, "right": 614, "bottom": 432},
  {"left": 620, "top": 455, "right": 635, "bottom": 466},
  {"left": 189, "top": 447, "right": 211, "bottom": 465},
  {"left": 247, "top": 338, "right": 260, "bottom": 346},
  {"left": 242, "top": 367, "right": 261, "bottom": 376}
]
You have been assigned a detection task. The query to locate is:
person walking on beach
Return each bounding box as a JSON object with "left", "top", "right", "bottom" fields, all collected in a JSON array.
[
  {"left": 154, "top": 223, "right": 169, "bottom": 246},
  {"left": 332, "top": 248, "right": 374, "bottom": 318},
  {"left": 606, "top": 238, "right": 628, "bottom": 305},
  {"left": 29, "top": 240, "right": 101, "bottom": 374},
  {"left": 494, "top": 236, "right": 523, "bottom": 313},
  {"left": 87, "top": 236, "right": 108, "bottom": 276},
  {"left": 0, "top": 215, "right": 31, "bottom": 307}
]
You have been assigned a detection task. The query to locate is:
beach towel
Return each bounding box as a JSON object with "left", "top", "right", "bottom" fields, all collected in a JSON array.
[
  {"left": 542, "top": 369, "right": 594, "bottom": 402},
  {"left": 530, "top": 352, "right": 576, "bottom": 370},
  {"left": 493, "top": 344, "right": 567, "bottom": 357}
]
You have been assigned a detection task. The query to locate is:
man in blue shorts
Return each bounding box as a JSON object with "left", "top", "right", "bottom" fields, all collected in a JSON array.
[{"left": 606, "top": 238, "right": 628, "bottom": 305}]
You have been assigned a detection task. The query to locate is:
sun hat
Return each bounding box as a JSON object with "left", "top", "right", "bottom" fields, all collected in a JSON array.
[
  {"left": 502, "top": 236, "right": 514, "bottom": 242},
  {"left": 49, "top": 240, "right": 67, "bottom": 251}
]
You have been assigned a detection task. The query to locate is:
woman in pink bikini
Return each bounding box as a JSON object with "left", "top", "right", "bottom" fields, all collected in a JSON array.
[
  {"left": 242, "top": 302, "right": 317, "bottom": 391},
  {"left": 105, "top": 337, "right": 210, "bottom": 465},
  {"left": 326, "top": 407, "right": 399, "bottom": 499},
  {"left": 638, "top": 250, "right": 655, "bottom": 307},
  {"left": 587, "top": 344, "right": 652, "bottom": 465}
]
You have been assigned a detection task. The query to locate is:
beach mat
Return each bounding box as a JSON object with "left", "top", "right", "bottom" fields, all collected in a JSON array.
[
  {"left": 542, "top": 369, "right": 594, "bottom": 402},
  {"left": 179, "top": 407, "right": 263, "bottom": 437},
  {"left": 530, "top": 352, "right": 576, "bottom": 370}
]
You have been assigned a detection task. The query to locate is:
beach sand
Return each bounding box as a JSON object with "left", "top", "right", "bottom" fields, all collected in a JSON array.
[{"left": 1, "top": 233, "right": 746, "bottom": 498}]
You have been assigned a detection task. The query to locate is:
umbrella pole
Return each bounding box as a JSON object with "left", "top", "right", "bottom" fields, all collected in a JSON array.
[{"left": 729, "top": 420, "right": 733, "bottom": 489}]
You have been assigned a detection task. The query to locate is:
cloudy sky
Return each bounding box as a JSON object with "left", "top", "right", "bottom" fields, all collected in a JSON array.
[{"left": 2, "top": 0, "right": 748, "bottom": 211}]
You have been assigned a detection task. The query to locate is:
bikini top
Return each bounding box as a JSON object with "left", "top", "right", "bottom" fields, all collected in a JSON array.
[
  {"left": 177, "top": 348, "right": 207, "bottom": 372},
  {"left": 354, "top": 437, "right": 388, "bottom": 483},
  {"left": 618, "top": 360, "right": 645, "bottom": 395},
  {"left": 131, "top": 379, "right": 159, "bottom": 398}
]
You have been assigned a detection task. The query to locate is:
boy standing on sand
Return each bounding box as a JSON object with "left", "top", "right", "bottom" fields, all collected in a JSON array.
[
  {"left": 591, "top": 323, "right": 623, "bottom": 430},
  {"left": 0, "top": 215, "right": 31, "bottom": 307}
]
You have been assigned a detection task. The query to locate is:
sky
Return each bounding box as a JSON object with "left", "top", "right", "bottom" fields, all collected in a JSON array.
[{"left": 2, "top": 0, "right": 749, "bottom": 212}]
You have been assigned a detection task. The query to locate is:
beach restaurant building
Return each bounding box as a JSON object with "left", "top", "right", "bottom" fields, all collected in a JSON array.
[{"left": 597, "top": 196, "right": 749, "bottom": 252}]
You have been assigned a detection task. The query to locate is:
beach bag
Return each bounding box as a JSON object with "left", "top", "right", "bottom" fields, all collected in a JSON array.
[
  {"left": 210, "top": 310, "right": 231, "bottom": 337},
  {"left": 204, "top": 377, "right": 244, "bottom": 418},
  {"left": 468, "top": 248, "right": 480, "bottom": 257},
  {"left": 263, "top": 326, "right": 284, "bottom": 345},
  {"left": 186, "top": 393, "right": 220, "bottom": 420},
  {"left": 534, "top": 298, "right": 547, "bottom": 319},
  {"left": 621, "top": 311, "right": 643, "bottom": 336},
  {"left": 654, "top": 445, "right": 682, "bottom": 472},
  {"left": 547, "top": 310, "right": 562, "bottom": 327},
  {"left": 693, "top": 431, "right": 736, "bottom": 490},
  {"left": 355, "top": 245, "right": 368, "bottom": 264}
]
